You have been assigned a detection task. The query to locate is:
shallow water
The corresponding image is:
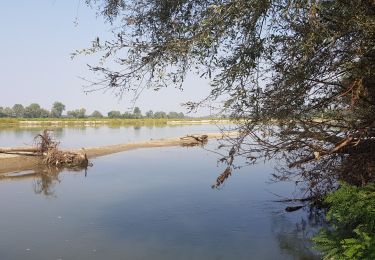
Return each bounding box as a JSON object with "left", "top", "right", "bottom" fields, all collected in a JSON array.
[{"left": 0, "top": 125, "right": 320, "bottom": 259}]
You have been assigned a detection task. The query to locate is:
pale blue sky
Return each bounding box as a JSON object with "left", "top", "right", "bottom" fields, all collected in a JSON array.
[{"left": 0, "top": 1, "right": 211, "bottom": 115}]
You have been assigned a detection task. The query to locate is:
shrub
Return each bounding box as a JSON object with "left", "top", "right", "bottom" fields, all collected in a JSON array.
[{"left": 313, "top": 183, "right": 375, "bottom": 259}]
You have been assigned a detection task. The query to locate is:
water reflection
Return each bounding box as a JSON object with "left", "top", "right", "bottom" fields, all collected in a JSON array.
[
  {"left": 33, "top": 167, "right": 62, "bottom": 197},
  {"left": 51, "top": 128, "right": 64, "bottom": 139},
  {"left": 272, "top": 216, "right": 317, "bottom": 259},
  {"left": 0, "top": 165, "right": 88, "bottom": 197},
  {"left": 32, "top": 166, "right": 90, "bottom": 197},
  {"left": 0, "top": 133, "right": 322, "bottom": 259},
  {"left": 271, "top": 207, "right": 327, "bottom": 260}
]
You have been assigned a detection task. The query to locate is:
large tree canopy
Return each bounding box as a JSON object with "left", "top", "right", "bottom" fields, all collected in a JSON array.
[
  {"left": 80, "top": 0, "right": 375, "bottom": 196},
  {"left": 51, "top": 102, "right": 66, "bottom": 118}
]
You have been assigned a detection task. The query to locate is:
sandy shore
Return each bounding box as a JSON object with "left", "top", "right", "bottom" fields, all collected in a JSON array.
[
  {"left": 0, "top": 155, "right": 40, "bottom": 175},
  {"left": 0, "top": 132, "right": 236, "bottom": 175}
]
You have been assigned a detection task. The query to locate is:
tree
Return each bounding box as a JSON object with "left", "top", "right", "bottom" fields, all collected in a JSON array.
[
  {"left": 91, "top": 110, "right": 103, "bottom": 118},
  {"left": 67, "top": 108, "right": 86, "bottom": 118},
  {"left": 133, "top": 107, "right": 142, "bottom": 119},
  {"left": 82, "top": 1, "right": 375, "bottom": 195},
  {"left": 122, "top": 112, "right": 134, "bottom": 119},
  {"left": 50, "top": 102, "right": 65, "bottom": 118},
  {"left": 12, "top": 104, "right": 25, "bottom": 118},
  {"left": 107, "top": 110, "right": 122, "bottom": 118},
  {"left": 145, "top": 110, "right": 154, "bottom": 118},
  {"left": 24, "top": 103, "right": 43, "bottom": 118},
  {"left": 153, "top": 111, "right": 167, "bottom": 119},
  {"left": 2, "top": 107, "right": 13, "bottom": 117},
  {"left": 0, "top": 107, "right": 5, "bottom": 117},
  {"left": 39, "top": 108, "right": 50, "bottom": 118},
  {"left": 167, "top": 111, "right": 184, "bottom": 119},
  {"left": 0, "top": 107, "right": 13, "bottom": 117}
]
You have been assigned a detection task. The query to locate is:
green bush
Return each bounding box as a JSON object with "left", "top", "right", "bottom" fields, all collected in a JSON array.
[{"left": 313, "top": 183, "right": 375, "bottom": 259}]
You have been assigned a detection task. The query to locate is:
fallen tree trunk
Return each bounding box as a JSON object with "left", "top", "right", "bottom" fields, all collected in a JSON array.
[
  {"left": 180, "top": 134, "right": 208, "bottom": 146},
  {"left": 285, "top": 205, "right": 304, "bottom": 212},
  {"left": 0, "top": 130, "right": 90, "bottom": 169},
  {"left": 0, "top": 147, "right": 39, "bottom": 153}
]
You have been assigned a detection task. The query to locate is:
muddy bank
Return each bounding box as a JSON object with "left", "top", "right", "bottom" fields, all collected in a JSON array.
[{"left": 0, "top": 132, "right": 236, "bottom": 175}]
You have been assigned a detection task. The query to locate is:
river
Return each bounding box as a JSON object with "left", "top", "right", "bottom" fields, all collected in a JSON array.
[{"left": 0, "top": 124, "right": 320, "bottom": 259}]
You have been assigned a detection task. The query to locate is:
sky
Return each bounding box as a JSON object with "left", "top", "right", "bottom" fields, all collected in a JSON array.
[{"left": 0, "top": 1, "right": 211, "bottom": 116}]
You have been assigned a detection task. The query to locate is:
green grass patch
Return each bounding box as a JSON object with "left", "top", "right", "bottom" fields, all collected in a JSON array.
[{"left": 0, "top": 117, "right": 218, "bottom": 126}]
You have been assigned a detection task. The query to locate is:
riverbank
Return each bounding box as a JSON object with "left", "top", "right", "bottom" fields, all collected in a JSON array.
[
  {"left": 0, "top": 118, "right": 231, "bottom": 127},
  {"left": 0, "top": 132, "right": 237, "bottom": 174}
]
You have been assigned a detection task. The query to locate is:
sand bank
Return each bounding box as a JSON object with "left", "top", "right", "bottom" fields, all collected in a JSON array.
[{"left": 0, "top": 132, "right": 236, "bottom": 175}]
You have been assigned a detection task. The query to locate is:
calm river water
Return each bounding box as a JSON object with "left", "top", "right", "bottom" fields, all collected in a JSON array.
[{"left": 0, "top": 124, "right": 320, "bottom": 259}]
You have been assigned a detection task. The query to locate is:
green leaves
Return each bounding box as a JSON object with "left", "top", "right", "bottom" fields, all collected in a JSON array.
[{"left": 313, "top": 183, "right": 375, "bottom": 259}]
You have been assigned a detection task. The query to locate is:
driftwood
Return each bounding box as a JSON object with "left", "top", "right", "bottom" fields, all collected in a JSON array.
[
  {"left": 42, "top": 148, "right": 89, "bottom": 167},
  {"left": 180, "top": 134, "right": 208, "bottom": 146},
  {"left": 35, "top": 130, "right": 89, "bottom": 168},
  {"left": 285, "top": 205, "right": 304, "bottom": 212},
  {"left": 0, "top": 147, "right": 39, "bottom": 154},
  {"left": 273, "top": 197, "right": 313, "bottom": 213},
  {"left": 0, "top": 130, "right": 90, "bottom": 168}
]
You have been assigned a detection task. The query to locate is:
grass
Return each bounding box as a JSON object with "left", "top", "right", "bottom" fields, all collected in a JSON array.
[
  {"left": 0, "top": 118, "right": 19, "bottom": 124},
  {"left": 0, "top": 117, "right": 223, "bottom": 126}
]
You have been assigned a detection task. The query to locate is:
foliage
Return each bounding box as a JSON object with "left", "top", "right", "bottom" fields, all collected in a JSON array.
[
  {"left": 90, "top": 110, "right": 104, "bottom": 118},
  {"left": 107, "top": 110, "right": 122, "bottom": 118},
  {"left": 1, "top": 103, "right": 63, "bottom": 118},
  {"left": 0, "top": 107, "right": 5, "bottom": 117},
  {"left": 50, "top": 102, "right": 66, "bottom": 118},
  {"left": 168, "top": 111, "right": 185, "bottom": 119},
  {"left": 145, "top": 110, "right": 154, "bottom": 118},
  {"left": 313, "top": 183, "right": 375, "bottom": 259},
  {"left": 82, "top": 0, "right": 375, "bottom": 195},
  {"left": 133, "top": 107, "right": 142, "bottom": 119},
  {"left": 24, "top": 103, "right": 49, "bottom": 118},
  {"left": 40, "top": 109, "right": 50, "bottom": 118},
  {"left": 122, "top": 111, "right": 134, "bottom": 119},
  {"left": 0, "top": 103, "right": 57, "bottom": 118},
  {"left": 67, "top": 108, "right": 86, "bottom": 118},
  {"left": 0, "top": 103, "right": 185, "bottom": 120},
  {"left": 153, "top": 111, "right": 167, "bottom": 119},
  {"left": 0, "top": 106, "right": 12, "bottom": 117},
  {"left": 12, "top": 104, "right": 25, "bottom": 117}
]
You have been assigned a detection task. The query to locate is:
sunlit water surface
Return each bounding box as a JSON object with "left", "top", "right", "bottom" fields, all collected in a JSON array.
[{"left": 0, "top": 125, "right": 320, "bottom": 259}]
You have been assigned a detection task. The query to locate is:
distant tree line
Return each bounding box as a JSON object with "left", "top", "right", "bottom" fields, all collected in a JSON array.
[
  {"left": 107, "top": 107, "right": 184, "bottom": 119},
  {"left": 0, "top": 103, "right": 185, "bottom": 119}
]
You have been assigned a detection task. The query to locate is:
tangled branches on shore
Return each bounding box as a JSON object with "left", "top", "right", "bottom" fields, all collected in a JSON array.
[{"left": 34, "top": 130, "right": 89, "bottom": 168}]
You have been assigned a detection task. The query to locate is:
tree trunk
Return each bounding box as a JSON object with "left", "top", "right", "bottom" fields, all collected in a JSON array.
[{"left": 0, "top": 147, "right": 38, "bottom": 153}]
